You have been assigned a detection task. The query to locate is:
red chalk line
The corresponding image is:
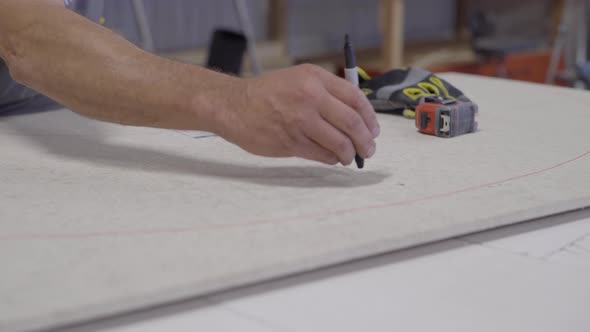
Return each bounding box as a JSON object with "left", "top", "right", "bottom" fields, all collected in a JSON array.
[{"left": 2, "top": 150, "right": 589, "bottom": 241}]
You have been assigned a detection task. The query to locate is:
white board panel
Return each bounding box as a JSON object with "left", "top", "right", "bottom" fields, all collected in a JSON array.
[{"left": 1, "top": 74, "right": 589, "bottom": 331}]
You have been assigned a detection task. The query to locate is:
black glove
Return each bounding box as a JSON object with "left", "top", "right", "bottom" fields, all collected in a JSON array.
[{"left": 359, "top": 67, "right": 472, "bottom": 119}]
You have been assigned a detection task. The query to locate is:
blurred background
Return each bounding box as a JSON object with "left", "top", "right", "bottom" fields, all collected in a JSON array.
[{"left": 75, "top": 0, "right": 590, "bottom": 89}]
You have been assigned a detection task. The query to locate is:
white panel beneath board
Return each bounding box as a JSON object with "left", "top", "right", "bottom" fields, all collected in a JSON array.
[{"left": 1, "top": 74, "right": 589, "bottom": 331}]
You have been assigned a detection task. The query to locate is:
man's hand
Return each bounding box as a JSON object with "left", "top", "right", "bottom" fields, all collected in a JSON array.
[
  {"left": 1, "top": 1, "right": 379, "bottom": 166},
  {"left": 217, "top": 64, "right": 381, "bottom": 166}
]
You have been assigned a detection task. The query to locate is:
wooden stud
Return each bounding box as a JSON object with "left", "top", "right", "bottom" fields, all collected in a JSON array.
[
  {"left": 381, "top": 0, "right": 405, "bottom": 69},
  {"left": 268, "top": 0, "right": 288, "bottom": 54}
]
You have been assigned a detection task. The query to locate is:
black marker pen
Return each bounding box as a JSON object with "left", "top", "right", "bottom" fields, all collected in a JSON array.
[{"left": 344, "top": 34, "right": 364, "bottom": 169}]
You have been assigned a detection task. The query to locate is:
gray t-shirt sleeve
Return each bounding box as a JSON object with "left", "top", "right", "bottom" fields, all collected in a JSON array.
[{"left": 0, "top": 60, "right": 40, "bottom": 111}]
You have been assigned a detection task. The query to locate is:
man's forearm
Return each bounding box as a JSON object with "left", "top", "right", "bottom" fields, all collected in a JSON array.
[
  {"left": 1, "top": 1, "right": 380, "bottom": 166},
  {"left": 0, "top": 0, "right": 236, "bottom": 132}
]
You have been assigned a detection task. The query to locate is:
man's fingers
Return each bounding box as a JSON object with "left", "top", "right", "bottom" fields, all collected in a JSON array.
[
  {"left": 302, "top": 118, "right": 357, "bottom": 166},
  {"left": 318, "top": 96, "right": 376, "bottom": 160},
  {"left": 293, "top": 135, "right": 340, "bottom": 165},
  {"left": 320, "top": 73, "right": 380, "bottom": 138}
]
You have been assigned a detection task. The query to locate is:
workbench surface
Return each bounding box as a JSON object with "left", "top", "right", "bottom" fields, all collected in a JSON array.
[{"left": 1, "top": 74, "right": 589, "bottom": 332}]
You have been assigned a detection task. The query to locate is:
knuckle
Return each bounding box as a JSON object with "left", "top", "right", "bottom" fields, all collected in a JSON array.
[
  {"left": 299, "top": 78, "right": 317, "bottom": 95},
  {"left": 351, "top": 91, "right": 367, "bottom": 110},
  {"left": 342, "top": 155, "right": 354, "bottom": 166},
  {"left": 325, "top": 157, "right": 339, "bottom": 165},
  {"left": 335, "top": 139, "right": 353, "bottom": 158},
  {"left": 299, "top": 63, "right": 323, "bottom": 75},
  {"left": 297, "top": 80, "right": 323, "bottom": 104},
  {"left": 346, "top": 114, "right": 364, "bottom": 133}
]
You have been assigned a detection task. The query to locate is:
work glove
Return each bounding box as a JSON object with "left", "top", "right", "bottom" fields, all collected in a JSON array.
[{"left": 359, "top": 67, "right": 473, "bottom": 119}]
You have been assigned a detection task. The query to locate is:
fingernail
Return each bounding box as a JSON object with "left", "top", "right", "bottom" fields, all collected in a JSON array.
[{"left": 372, "top": 126, "right": 381, "bottom": 138}]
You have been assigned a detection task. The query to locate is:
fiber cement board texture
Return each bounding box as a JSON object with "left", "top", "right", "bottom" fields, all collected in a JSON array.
[{"left": 1, "top": 74, "right": 589, "bottom": 331}]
